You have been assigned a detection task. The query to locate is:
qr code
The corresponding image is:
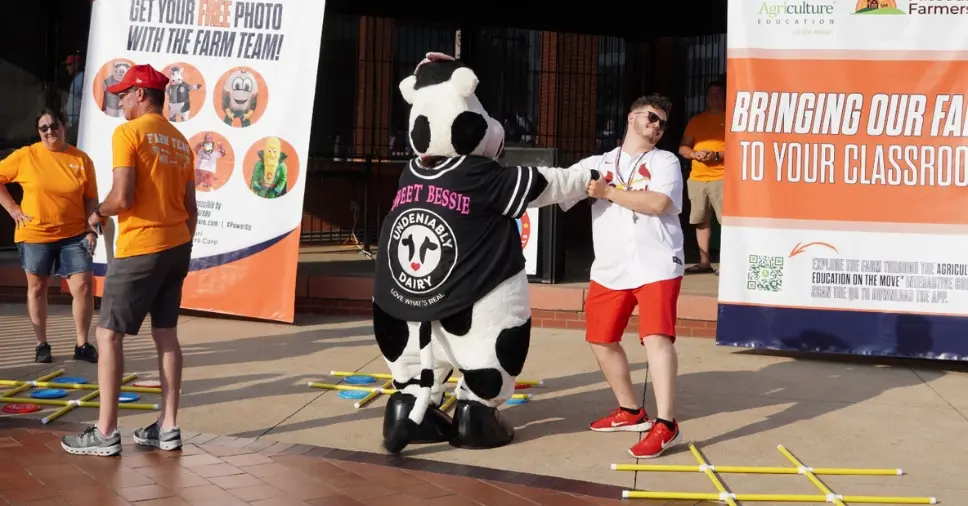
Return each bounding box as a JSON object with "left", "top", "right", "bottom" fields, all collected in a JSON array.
[{"left": 747, "top": 255, "right": 784, "bottom": 292}]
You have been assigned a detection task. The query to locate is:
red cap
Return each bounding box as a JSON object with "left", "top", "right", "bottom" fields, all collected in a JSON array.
[
  {"left": 105, "top": 64, "right": 169, "bottom": 94},
  {"left": 64, "top": 54, "right": 82, "bottom": 64}
]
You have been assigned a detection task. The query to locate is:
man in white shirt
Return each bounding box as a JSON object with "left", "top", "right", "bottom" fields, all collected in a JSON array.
[{"left": 562, "top": 94, "right": 685, "bottom": 458}]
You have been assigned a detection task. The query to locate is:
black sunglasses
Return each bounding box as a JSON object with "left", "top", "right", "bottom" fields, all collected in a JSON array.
[
  {"left": 38, "top": 121, "right": 61, "bottom": 133},
  {"left": 645, "top": 111, "right": 668, "bottom": 130}
]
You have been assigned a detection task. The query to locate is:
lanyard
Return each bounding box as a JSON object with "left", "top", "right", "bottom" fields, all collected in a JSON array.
[{"left": 613, "top": 149, "right": 647, "bottom": 190}]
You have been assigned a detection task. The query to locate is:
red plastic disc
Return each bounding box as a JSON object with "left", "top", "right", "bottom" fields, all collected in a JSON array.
[
  {"left": 3, "top": 403, "right": 41, "bottom": 414},
  {"left": 133, "top": 380, "right": 161, "bottom": 388},
  {"left": 514, "top": 383, "right": 531, "bottom": 390}
]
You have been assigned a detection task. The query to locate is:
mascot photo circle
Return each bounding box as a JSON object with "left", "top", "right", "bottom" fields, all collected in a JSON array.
[
  {"left": 91, "top": 58, "right": 136, "bottom": 119},
  {"left": 241, "top": 136, "right": 300, "bottom": 200},
  {"left": 212, "top": 66, "right": 268, "bottom": 128},
  {"left": 161, "top": 62, "right": 207, "bottom": 123},
  {"left": 188, "top": 131, "right": 235, "bottom": 192}
]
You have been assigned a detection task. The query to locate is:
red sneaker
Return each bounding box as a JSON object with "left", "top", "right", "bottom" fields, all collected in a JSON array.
[
  {"left": 628, "top": 419, "right": 682, "bottom": 458},
  {"left": 589, "top": 407, "right": 652, "bottom": 432}
]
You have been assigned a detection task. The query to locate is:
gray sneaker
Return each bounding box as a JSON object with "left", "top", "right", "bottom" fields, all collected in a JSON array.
[
  {"left": 61, "top": 426, "right": 122, "bottom": 456},
  {"left": 133, "top": 422, "right": 182, "bottom": 451}
]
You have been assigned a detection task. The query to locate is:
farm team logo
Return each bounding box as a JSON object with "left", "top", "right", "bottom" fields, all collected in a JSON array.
[
  {"left": 388, "top": 208, "right": 458, "bottom": 295},
  {"left": 517, "top": 212, "right": 531, "bottom": 249}
]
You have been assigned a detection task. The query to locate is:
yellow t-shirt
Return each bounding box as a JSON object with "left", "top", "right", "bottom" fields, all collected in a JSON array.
[
  {"left": 683, "top": 111, "right": 727, "bottom": 182},
  {"left": 111, "top": 113, "right": 195, "bottom": 258},
  {"left": 0, "top": 143, "right": 98, "bottom": 244}
]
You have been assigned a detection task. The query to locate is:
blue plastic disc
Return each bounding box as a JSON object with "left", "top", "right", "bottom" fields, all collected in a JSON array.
[
  {"left": 505, "top": 398, "right": 528, "bottom": 405},
  {"left": 338, "top": 390, "right": 370, "bottom": 400},
  {"left": 119, "top": 392, "right": 140, "bottom": 403},
  {"left": 51, "top": 376, "right": 88, "bottom": 385},
  {"left": 343, "top": 375, "right": 377, "bottom": 385},
  {"left": 31, "top": 388, "right": 68, "bottom": 399}
]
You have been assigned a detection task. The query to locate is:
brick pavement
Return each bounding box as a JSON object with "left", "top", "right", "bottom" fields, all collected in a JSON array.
[{"left": 0, "top": 418, "right": 689, "bottom": 506}]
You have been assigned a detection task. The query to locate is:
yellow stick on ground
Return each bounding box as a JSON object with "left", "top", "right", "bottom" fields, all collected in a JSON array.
[
  {"left": 0, "top": 379, "right": 159, "bottom": 394},
  {"left": 329, "top": 370, "right": 544, "bottom": 386},
  {"left": 777, "top": 444, "right": 846, "bottom": 506},
  {"left": 621, "top": 491, "right": 937, "bottom": 503},
  {"left": 309, "top": 382, "right": 393, "bottom": 394},
  {"left": 0, "top": 397, "right": 158, "bottom": 410},
  {"left": 308, "top": 382, "right": 532, "bottom": 400},
  {"left": 611, "top": 463, "right": 903, "bottom": 475},
  {"left": 440, "top": 395, "right": 457, "bottom": 412},
  {"left": 687, "top": 443, "right": 737, "bottom": 506},
  {"left": 42, "top": 373, "right": 139, "bottom": 425},
  {"left": 354, "top": 379, "right": 394, "bottom": 409},
  {"left": 2, "top": 370, "right": 65, "bottom": 399}
]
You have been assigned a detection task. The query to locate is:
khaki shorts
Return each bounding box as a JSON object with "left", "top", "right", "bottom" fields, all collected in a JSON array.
[{"left": 687, "top": 178, "right": 723, "bottom": 225}]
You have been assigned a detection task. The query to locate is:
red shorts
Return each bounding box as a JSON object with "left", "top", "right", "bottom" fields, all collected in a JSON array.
[{"left": 585, "top": 277, "right": 682, "bottom": 345}]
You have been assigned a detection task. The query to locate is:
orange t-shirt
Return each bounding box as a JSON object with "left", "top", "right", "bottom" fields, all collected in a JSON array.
[
  {"left": 0, "top": 143, "right": 98, "bottom": 244},
  {"left": 683, "top": 111, "right": 727, "bottom": 182},
  {"left": 111, "top": 113, "right": 195, "bottom": 258}
]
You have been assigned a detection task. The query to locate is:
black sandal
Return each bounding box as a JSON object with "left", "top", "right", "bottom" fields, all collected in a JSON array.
[{"left": 685, "top": 264, "right": 716, "bottom": 274}]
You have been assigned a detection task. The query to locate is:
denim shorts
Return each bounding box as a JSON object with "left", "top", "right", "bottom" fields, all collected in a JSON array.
[{"left": 17, "top": 233, "right": 94, "bottom": 278}]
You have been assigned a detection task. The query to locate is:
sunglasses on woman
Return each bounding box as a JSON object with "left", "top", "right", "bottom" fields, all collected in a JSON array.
[{"left": 38, "top": 121, "right": 61, "bottom": 133}]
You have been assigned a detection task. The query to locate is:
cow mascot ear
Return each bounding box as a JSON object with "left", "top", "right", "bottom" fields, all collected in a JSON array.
[{"left": 399, "top": 75, "right": 418, "bottom": 105}]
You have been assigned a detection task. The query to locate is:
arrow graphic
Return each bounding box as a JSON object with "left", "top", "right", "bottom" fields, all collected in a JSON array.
[{"left": 788, "top": 241, "right": 839, "bottom": 258}]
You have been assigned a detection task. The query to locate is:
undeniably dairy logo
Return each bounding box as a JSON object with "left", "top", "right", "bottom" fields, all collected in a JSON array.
[{"left": 758, "top": 0, "right": 837, "bottom": 25}]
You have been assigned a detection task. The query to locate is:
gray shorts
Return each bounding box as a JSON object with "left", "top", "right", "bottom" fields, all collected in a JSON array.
[{"left": 98, "top": 241, "right": 192, "bottom": 335}]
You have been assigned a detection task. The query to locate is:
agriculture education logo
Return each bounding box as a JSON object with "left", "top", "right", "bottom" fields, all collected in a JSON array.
[
  {"left": 854, "top": 0, "right": 904, "bottom": 14},
  {"left": 517, "top": 212, "right": 531, "bottom": 249},
  {"left": 757, "top": 1, "right": 836, "bottom": 29},
  {"left": 388, "top": 208, "right": 457, "bottom": 295}
]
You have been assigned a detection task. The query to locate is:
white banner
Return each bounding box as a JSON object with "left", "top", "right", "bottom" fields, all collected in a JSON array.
[{"left": 77, "top": 0, "right": 326, "bottom": 322}]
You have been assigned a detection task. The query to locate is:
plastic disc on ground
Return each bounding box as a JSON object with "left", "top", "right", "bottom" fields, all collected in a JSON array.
[
  {"left": 133, "top": 380, "right": 161, "bottom": 388},
  {"left": 343, "top": 375, "right": 377, "bottom": 385},
  {"left": 514, "top": 383, "right": 531, "bottom": 390},
  {"left": 31, "top": 389, "right": 68, "bottom": 399},
  {"left": 505, "top": 398, "right": 528, "bottom": 405},
  {"left": 3, "top": 403, "right": 41, "bottom": 414},
  {"left": 119, "top": 392, "right": 140, "bottom": 403},
  {"left": 338, "top": 390, "right": 370, "bottom": 400},
  {"left": 52, "top": 376, "right": 88, "bottom": 385}
]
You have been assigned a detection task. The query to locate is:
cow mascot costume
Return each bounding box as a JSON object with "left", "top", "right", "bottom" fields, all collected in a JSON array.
[{"left": 372, "top": 53, "right": 599, "bottom": 455}]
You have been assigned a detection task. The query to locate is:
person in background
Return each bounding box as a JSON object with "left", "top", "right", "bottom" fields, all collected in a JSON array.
[
  {"left": 562, "top": 94, "right": 686, "bottom": 459},
  {"left": 0, "top": 108, "right": 99, "bottom": 364},
  {"left": 64, "top": 53, "right": 85, "bottom": 144},
  {"left": 679, "top": 80, "right": 726, "bottom": 275},
  {"left": 61, "top": 64, "right": 196, "bottom": 457}
]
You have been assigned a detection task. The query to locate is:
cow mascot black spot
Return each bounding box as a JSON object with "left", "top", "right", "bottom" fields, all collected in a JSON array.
[{"left": 372, "top": 53, "right": 599, "bottom": 454}]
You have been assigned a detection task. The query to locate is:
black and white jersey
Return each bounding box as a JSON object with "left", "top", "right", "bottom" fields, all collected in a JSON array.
[{"left": 373, "top": 155, "right": 548, "bottom": 322}]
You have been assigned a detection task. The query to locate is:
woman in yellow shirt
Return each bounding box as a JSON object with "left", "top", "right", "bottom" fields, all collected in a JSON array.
[{"left": 0, "top": 109, "right": 99, "bottom": 364}]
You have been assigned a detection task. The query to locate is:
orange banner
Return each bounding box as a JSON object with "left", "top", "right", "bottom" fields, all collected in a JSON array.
[{"left": 725, "top": 58, "right": 968, "bottom": 225}]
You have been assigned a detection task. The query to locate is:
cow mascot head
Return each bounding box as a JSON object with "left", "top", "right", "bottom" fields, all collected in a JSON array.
[{"left": 398, "top": 53, "right": 505, "bottom": 165}]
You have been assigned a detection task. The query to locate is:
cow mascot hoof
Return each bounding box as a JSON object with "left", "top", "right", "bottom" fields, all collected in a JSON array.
[{"left": 370, "top": 52, "right": 599, "bottom": 455}]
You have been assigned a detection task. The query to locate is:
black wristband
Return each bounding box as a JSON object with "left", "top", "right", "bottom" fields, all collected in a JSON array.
[{"left": 93, "top": 204, "right": 103, "bottom": 217}]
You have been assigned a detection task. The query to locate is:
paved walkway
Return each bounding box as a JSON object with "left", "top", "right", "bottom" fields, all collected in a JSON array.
[
  {"left": 0, "top": 418, "right": 645, "bottom": 506},
  {"left": 2, "top": 304, "right": 967, "bottom": 504}
]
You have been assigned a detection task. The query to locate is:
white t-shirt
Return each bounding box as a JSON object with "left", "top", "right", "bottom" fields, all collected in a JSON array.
[{"left": 561, "top": 146, "right": 685, "bottom": 290}]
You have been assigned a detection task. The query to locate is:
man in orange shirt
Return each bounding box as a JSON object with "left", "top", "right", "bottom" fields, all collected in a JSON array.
[
  {"left": 679, "top": 80, "right": 726, "bottom": 275},
  {"left": 62, "top": 64, "right": 198, "bottom": 457}
]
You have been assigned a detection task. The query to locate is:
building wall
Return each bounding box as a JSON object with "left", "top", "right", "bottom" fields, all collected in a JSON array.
[{"left": 0, "top": 7, "right": 726, "bottom": 266}]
